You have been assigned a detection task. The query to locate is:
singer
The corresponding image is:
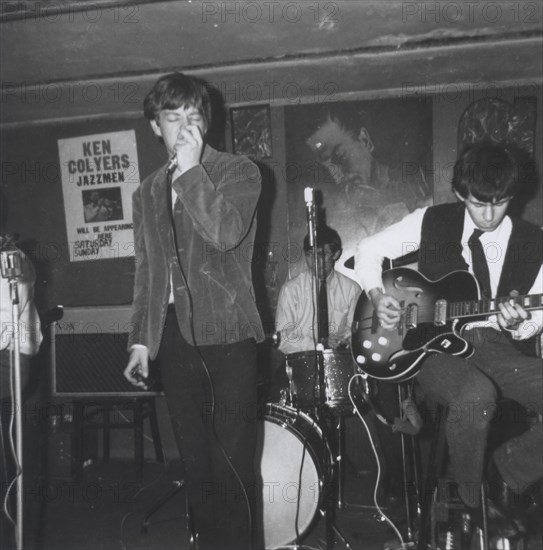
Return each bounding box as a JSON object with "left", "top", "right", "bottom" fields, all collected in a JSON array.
[{"left": 123, "top": 73, "right": 263, "bottom": 550}]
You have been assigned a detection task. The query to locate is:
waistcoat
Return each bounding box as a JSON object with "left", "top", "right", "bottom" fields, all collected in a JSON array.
[{"left": 419, "top": 203, "right": 542, "bottom": 296}]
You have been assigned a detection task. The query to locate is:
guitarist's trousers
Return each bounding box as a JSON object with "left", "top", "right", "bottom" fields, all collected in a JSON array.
[{"left": 415, "top": 327, "right": 542, "bottom": 508}]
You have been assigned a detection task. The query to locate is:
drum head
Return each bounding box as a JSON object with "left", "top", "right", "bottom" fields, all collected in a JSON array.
[{"left": 256, "top": 406, "right": 323, "bottom": 549}]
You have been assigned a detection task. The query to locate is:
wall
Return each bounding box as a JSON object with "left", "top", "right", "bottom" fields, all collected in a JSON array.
[
  {"left": 2, "top": 82, "right": 541, "bottom": 314},
  {"left": 1, "top": 116, "right": 162, "bottom": 311},
  {"left": 432, "top": 84, "right": 543, "bottom": 222},
  {"left": 3, "top": 78, "right": 541, "bottom": 461}
]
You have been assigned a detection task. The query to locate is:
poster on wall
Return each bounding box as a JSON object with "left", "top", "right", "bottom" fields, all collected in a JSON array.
[
  {"left": 284, "top": 98, "right": 433, "bottom": 280},
  {"left": 58, "top": 130, "right": 140, "bottom": 262}
]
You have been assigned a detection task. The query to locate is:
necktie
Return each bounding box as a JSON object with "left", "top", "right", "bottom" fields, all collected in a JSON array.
[
  {"left": 468, "top": 229, "right": 491, "bottom": 298},
  {"left": 318, "top": 278, "right": 329, "bottom": 342}
]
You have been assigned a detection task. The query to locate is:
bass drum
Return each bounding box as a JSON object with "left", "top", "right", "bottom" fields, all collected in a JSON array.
[{"left": 257, "top": 403, "right": 332, "bottom": 549}]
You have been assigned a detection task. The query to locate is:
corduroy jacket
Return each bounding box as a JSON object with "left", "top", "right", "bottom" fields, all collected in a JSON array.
[{"left": 128, "top": 145, "right": 264, "bottom": 358}]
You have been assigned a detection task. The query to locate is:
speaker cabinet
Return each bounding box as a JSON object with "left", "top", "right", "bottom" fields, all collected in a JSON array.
[{"left": 50, "top": 305, "right": 157, "bottom": 397}]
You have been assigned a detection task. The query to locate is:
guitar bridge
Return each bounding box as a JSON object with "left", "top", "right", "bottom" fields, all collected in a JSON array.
[{"left": 434, "top": 299, "right": 447, "bottom": 326}]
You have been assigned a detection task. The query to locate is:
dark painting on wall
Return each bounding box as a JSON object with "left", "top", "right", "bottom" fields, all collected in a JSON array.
[
  {"left": 458, "top": 97, "right": 537, "bottom": 156},
  {"left": 458, "top": 96, "right": 539, "bottom": 220},
  {"left": 284, "top": 98, "right": 433, "bottom": 279},
  {"left": 231, "top": 105, "right": 273, "bottom": 159}
]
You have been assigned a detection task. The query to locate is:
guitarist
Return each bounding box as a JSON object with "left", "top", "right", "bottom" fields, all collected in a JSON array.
[{"left": 354, "top": 143, "right": 542, "bottom": 537}]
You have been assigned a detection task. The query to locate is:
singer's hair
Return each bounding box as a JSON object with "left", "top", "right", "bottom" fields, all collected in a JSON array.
[
  {"left": 143, "top": 72, "right": 212, "bottom": 129},
  {"left": 303, "top": 225, "right": 342, "bottom": 254},
  {"left": 452, "top": 142, "right": 522, "bottom": 202}
]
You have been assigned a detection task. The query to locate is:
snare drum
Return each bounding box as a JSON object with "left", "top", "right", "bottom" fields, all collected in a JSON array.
[
  {"left": 257, "top": 403, "right": 332, "bottom": 549},
  {"left": 285, "top": 350, "right": 358, "bottom": 412}
]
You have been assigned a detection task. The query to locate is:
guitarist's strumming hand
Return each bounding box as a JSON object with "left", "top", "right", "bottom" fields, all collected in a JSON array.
[
  {"left": 368, "top": 287, "right": 402, "bottom": 330},
  {"left": 497, "top": 290, "right": 531, "bottom": 331}
]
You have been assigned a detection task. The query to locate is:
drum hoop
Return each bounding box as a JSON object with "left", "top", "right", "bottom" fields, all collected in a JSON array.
[
  {"left": 263, "top": 403, "right": 331, "bottom": 473},
  {"left": 259, "top": 404, "right": 332, "bottom": 548},
  {"left": 285, "top": 349, "right": 354, "bottom": 362}
]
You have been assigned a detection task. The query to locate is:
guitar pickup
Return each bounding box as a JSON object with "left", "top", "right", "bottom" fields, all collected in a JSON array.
[
  {"left": 405, "top": 303, "right": 418, "bottom": 329},
  {"left": 434, "top": 299, "right": 447, "bottom": 326}
]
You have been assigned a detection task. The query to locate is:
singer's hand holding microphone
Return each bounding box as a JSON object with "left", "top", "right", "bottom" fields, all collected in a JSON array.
[{"left": 166, "top": 124, "right": 204, "bottom": 176}]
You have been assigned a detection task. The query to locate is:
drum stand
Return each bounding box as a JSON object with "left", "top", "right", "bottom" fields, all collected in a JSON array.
[
  {"left": 322, "top": 412, "right": 354, "bottom": 550},
  {"left": 312, "top": 398, "right": 357, "bottom": 550},
  {"left": 140, "top": 479, "right": 197, "bottom": 549}
]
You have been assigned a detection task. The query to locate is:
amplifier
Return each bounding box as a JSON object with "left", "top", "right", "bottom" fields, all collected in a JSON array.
[{"left": 50, "top": 305, "right": 159, "bottom": 397}]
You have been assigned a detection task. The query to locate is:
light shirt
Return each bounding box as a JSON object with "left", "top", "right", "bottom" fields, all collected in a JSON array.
[
  {"left": 354, "top": 206, "right": 543, "bottom": 341},
  {"left": 275, "top": 269, "right": 361, "bottom": 355},
  {"left": 1, "top": 247, "right": 43, "bottom": 355},
  {"left": 168, "top": 185, "right": 177, "bottom": 304}
]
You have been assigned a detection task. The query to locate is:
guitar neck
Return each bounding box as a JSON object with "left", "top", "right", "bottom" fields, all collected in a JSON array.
[{"left": 448, "top": 294, "right": 543, "bottom": 320}]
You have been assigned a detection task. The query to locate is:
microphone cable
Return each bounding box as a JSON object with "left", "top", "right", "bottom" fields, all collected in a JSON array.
[
  {"left": 348, "top": 373, "right": 408, "bottom": 549},
  {"left": 165, "top": 169, "right": 254, "bottom": 545}
]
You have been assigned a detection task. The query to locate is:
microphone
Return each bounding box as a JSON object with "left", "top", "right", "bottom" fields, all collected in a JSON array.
[
  {"left": 304, "top": 187, "right": 316, "bottom": 247},
  {"left": 1, "top": 243, "right": 22, "bottom": 279},
  {"left": 165, "top": 153, "right": 177, "bottom": 175}
]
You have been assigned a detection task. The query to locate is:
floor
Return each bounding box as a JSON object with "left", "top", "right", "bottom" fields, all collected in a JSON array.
[
  {"left": 26, "top": 459, "right": 408, "bottom": 550},
  {"left": 12, "top": 435, "right": 543, "bottom": 550},
  {"left": 4, "top": 396, "right": 542, "bottom": 550}
]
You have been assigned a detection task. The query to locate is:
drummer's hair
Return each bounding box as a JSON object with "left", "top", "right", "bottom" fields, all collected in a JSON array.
[{"left": 303, "top": 225, "right": 342, "bottom": 254}]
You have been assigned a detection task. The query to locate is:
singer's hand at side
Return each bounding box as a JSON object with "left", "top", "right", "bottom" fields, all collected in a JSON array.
[{"left": 124, "top": 345, "right": 149, "bottom": 388}]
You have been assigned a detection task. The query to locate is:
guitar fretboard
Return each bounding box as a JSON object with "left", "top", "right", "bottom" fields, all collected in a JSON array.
[{"left": 448, "top": 294, "right": 543, "bottom": 319}]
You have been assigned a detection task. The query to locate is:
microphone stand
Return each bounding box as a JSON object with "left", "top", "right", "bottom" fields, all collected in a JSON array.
[
  {"left": 1, "top": 247, "right": 24, "bottom": 550},
  {"left": 304, "top": 188, "right": 326, "bottom": 421}
]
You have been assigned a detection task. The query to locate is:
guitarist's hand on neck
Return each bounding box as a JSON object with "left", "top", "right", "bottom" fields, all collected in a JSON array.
[
  {"left": 497, "top": 290, "right": 532, "bottom": 331},
  {"left": 368, "top": 287, "right": 402, "bottom": 330}
]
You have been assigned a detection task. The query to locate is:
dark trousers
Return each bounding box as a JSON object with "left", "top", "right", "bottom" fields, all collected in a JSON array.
[
  {"left": 158, "top": 308, "right": 259, "bottom": 550},
  {"left": 417, "top": 328, "right": 542, "bottom": 507}
]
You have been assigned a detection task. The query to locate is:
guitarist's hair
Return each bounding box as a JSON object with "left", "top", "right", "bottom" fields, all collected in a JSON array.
[{"left": 452, "top": 142, "right": 523, "bottom": 202}]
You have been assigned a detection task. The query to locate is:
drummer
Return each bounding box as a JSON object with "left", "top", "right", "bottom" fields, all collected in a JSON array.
[{"left": 272, "top": 225, "right": 361, "bottom": 394}]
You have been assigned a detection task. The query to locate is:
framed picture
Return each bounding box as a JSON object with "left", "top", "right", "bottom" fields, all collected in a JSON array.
[
  {"left": 230, "top": 105, "right": 272, "bottom": 159},
  {"left": 458, "top": 97, "right": 536, "bottom": 157},
  {"left": 284, "top": 98, "right": 433, "bottom": 279}
]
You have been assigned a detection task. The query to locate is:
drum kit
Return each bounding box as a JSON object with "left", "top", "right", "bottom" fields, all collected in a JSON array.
[
  {"left": 255, "top": 189, "right": 414, "bottom": 549},
  {"left": 256, "top": 347, "right": 369, "bottom": 549}
]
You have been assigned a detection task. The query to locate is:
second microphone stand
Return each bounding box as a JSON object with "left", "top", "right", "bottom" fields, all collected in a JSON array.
[
  {"left": 303, "top": 188, "right": 352, "bottom": 549},
  {"left": 304, "top": 188, "right": 327, "bottom": 422},
  {"left": 1, "top": 246, "right": 24, "bottom": 550}
]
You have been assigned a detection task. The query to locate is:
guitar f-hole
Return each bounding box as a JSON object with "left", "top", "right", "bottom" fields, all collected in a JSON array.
[{"left": 393, "top": 276, "right": 423, "bottom": 295}]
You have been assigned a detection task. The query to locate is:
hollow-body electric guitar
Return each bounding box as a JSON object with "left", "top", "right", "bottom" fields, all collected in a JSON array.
[{"left": 351, "top": 268, "right": 542, "bottom": 382}]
